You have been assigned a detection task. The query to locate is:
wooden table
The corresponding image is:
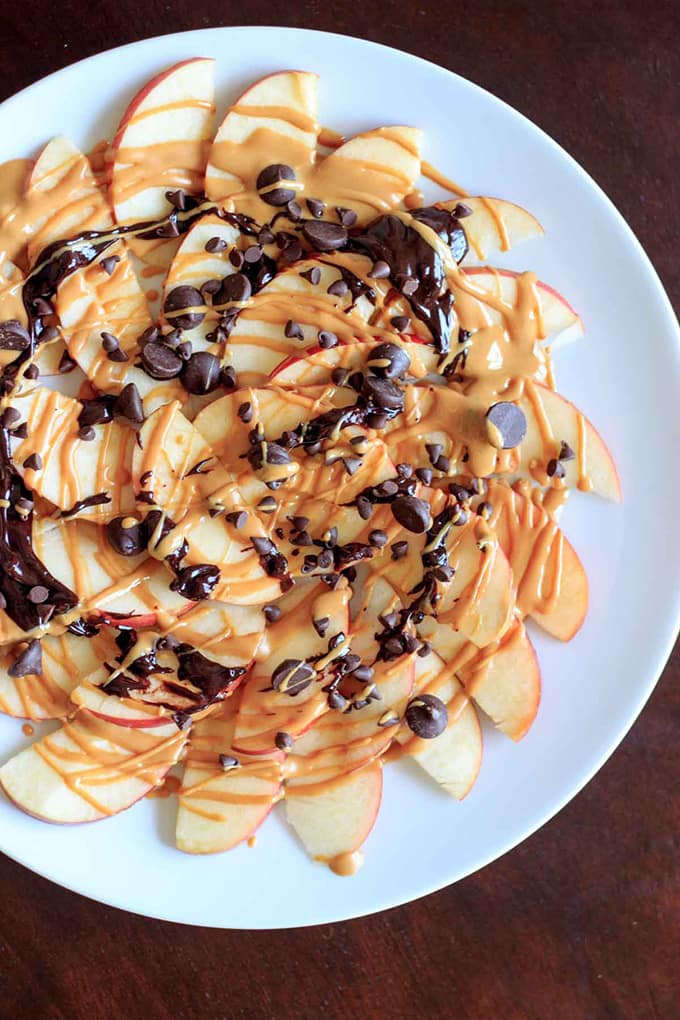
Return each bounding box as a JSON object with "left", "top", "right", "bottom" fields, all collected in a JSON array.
[{"left": 1, "top": 4, "right": 677, "bottom": 1018}]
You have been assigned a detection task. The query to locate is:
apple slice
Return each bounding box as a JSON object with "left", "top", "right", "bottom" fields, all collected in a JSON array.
[
  {"left": 285, "top": 759, "right": 382, "bottom": 869},
  {"left": 26, "top": 136, "right": 114, "bottom": 267},
  {"left": 233, "top": 581, "right": 351, "bottom": 754},
  {"left": 176, "top": 700, "right": 283, "bottom": 854},
  {"left": 0, "top": 157, "right": 34, "bottom": 270},
  {"left": 10, "top": 387, "right": 136, "bottom": 520},
  {"left": 0, "top": 706, "right": 186, "bottom": 822},
  {"left": 311, "top": 127, "right": 422, "bottom": 226},
  {"left": 160, "top": 213, "right": 241, "bottom": 351},
  {"left": 396, "top": 648, "right": 482, "bottom": 798},
  {"left": 0, "top": 628, "right": 116, "bottom": 721},
  {"left": 481, "top": 479, "right": 589, "bottom": 640},
  {"left": 269, "top": 338, "right": 438, "bottom": 388},
  {"left": 438, "top": 197, "right": 544, "bottom": 263},
  {"left": 205, "top": 70, "right": 318, "bottom": 214},
  {"left": 56, "top": 250, "right": 182, "bottom": 410},
  {"left": 110, "top": 58, "right": 215, "bottom": 264},
  {"left": 418, "top": 615, "right": 541, "bottom": 741}
]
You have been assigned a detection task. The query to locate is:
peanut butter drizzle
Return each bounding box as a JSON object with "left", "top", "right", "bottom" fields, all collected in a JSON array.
[
  {"left": 147, "top": 773, "right": 181, "bottom": 798},
  {"left": 22, "top": 723, "right": 34, "bottom": 736},
  {"left": 326, "top": 850, "right": 364, "bottom": 876},
  {"left": 421, "top": 161, "right": 469, "bottom": 197}
]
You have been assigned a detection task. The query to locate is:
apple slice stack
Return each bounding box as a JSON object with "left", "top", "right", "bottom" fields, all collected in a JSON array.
[{"left": 0, "top": 60, "right": 620, "bottom": 875}]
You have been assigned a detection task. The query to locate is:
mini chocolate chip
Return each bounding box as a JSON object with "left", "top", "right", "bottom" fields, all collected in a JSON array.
[
  {"left": 226, "top": 510, "right": 248, "bottom": 529},
  {"left": 244, "top": 244, "right": 263, "bottom": 264},
  {"left": 281, "top": 239, "right": 302, "bottom": 262},
  {"left": 237, "top": 403, "right": 253, "bottom": 425},
  {"left": 101, "top": 331, "right": 119, "bottom": 352},
  {"left": 23, "top": 453, "right": 42, "bottom": 470},
  {"left": 166, "top": 189, "right": 187, "bottom": 210},
  {"left": 306, "top": 198, "right": 324, "bottom": 218},
  {"left": 181, "top": 351, "right": 221, "bottom": 394},
  {"left": 302, "top": 220, "right": 347, "bottom": 252},
  {"left": 434, "top": 454, "right": 450, "bottom": 473},
  {"left": 559, "top": 441, "right": 576, "bottom": 461},
  {"left": 141, "top": 342, "right": 183, "bottom": 380},
  {"left": 24, "top": 364, "right": 40, "bottom": 381},
  {"left": 368, "top": 529, "right": 388, "bottom": 548},
  {"left": 366, "top": 410, "right": 389, "bottom": 430},
  {"left": 163, "top": 285, "right": 205, "bottom": 330},
  {"left": 258, "top": 225, "right": 275, "bottom": 245},
  {"left": 357, "top": 496, "right": 373, "bottom": 520},
  {"left": 229, "top": 248, "right": 244, "bottom": 269},
  {"left": 256, "top": 163, "right": 297, "bottom": 206},
  {"left": 328, "top": 689, "right": 348, "bottom": 710},
  {"left": 368, "top": 260, "right": 391, "bottom": 280},
  {"left": 327, "top": 279, "right": 349, "bottom": 298},
  {"left": 219, "top": 754, "right": 239, "bottom": 770},
  {"left": 313, "top": 616, "right": 329, "bottom": 637},
  {"left": 220, "top": 366, "right": 237, "bottom": 389},
  {"left": 177, "top": 341, "right": 193, "bottom": 360},
  {"left": 114, "top": 383, "right": 144, "bottom": 425},
  {"left": 284, "top": 319, "right": 304, "bottom": 340},
  {"left": 477, "top": 501, "right": 494, "bottom": 519},
  {"left": 58, "top": 350, "right": 77, "bottom": 373},
  {"left": 252, "top": 536, "right": 276, "bottom": 556},
  {"left": 405, "top": 693, "right": 448, "bottom": 739},
  {"left": 415, "top": 467, "right": 433, "bottom": 485},
  {"left": 8, "top": 639, "right": 43, "bottom": 677},
  {"left": 336, "top": 206, "right": 357, "bottom": 227},
  {"left": 0, "top": 407, "right": 20, "bottom": 428},
  {"left": 377, "top": 480, "right": 399, "bottom": 498},
  {"left": 367, "top": 342, "right": 411, "bottom": 380},
  {"left": 486, "top": 402, "right": 527, "bottom": 449},
  {"left": 108, "top": 347, "right": 129, "bottom": 363},
  {"left": 79, "top": 426, "right": 96, "bottom": 441},
  {"left": 28, "top": 584, "right": 49, "bottom": 604},
  {"left": 100, "top": 256, "right": 120, "bottom": 275},
  {"left": 390, "top": 315, "right": 411, "bottom": 332},
  {"left": 206, "top": 236, "right": 228, "bottom": 253},
  {"left": 287, "top": 199, "right": 302, "bottom": 220},
  {"left": 264, "top": 604, "right": 282, "bottom": 623},
  {"left": 448, "top": 483, "right": 471, "bottom": 503},
  {"left": 342, "top": 457, "right": 362, "bottom": 476},
  {"left": 318, "top": 330, "right": 338, "bottom": 349},
  {"left": 200, "top": 278, "right": 222, "bottom": 299},
  {"left": 331, "top": 367, "right": 350, "bottom": 386},
  {"left": 547, "top": 458, "right": 566, "bottom": 479},
  {"left": 453, "top": 202, "right": 473, "bottom": 218},
  {"left": 301, "top": 266, "right": 322, "bottom": 285},
  {"left": 257, "top": 496, "right": 277, "bottom": 513},
  {"left": 391, "top": 540, "right": 409, "bottom": 560},
  {"left": 391, "top": 495, "right": 432, "bottom": 533},
  {"left": 417, "top": 641, "right": 432, "bottom": 658},
  {"left": 275, "top": 731, "right": 294, "bottom": 750},
  {"left": 426, "top": 443, "right": 443, "bottom": 466}
]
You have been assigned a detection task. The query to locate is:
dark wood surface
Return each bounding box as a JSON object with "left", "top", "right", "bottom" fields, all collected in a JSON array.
[{"left": 0, "top": 3, "right": 678, "bottom": 1018}]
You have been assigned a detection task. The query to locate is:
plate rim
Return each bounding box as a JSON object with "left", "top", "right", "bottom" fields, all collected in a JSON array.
[{"left": 0, "top": 24, "right": 678, "bottom": 928}]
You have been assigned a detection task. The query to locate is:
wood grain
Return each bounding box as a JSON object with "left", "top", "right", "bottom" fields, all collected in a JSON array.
[{"left": 0, "top": 3, "right": 678, "bottom": 1018}]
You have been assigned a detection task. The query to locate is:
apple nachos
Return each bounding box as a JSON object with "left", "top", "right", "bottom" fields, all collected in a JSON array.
[{"left": 0, "top": 61, "right": 619, "bottom": 875}]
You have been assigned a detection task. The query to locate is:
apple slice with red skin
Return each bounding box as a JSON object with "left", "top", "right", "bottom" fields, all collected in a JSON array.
[
  {"left": 310, "top": 127, "right": 422, "bottom": 226},
  {"left": 205, "top": 70, "right": 318, "bottom": 213},
  {"left": 177, "top": 699, "right": 284, "bottom": 854},
  {"left": 56, "top": 250, "right": 182, "bottom": 410},
  {"left": 395, "top": 647, "right": 482, "bottom": 798},
  {"left": 26, "top": 136, "right": 114, "bottom": 267},
  {"left": 285, "top": 759, "right": 382, "bottom": 869},
  {"left": 109, "top": 58, "right": 215, "bottom": 264},
  {"left": 269, "top": 338, "right": 438, "bottom": 388},
  {"left": 160, "top": 213, "right": 241, "bottom": 350},
  {"left": 10, "top": 387, "right": 137, "bottom": 521},
  {"left": 417, "top": 614, "right": 541, "bottom": 742},
  {"left": 0, "top": 628, "right": 116, "bottom": 721},
  {"left": 233, "top": 581, "right": 351, "bottom": 755},
  {"left": 0, "top": 704, "right": 186, "bottom": 823},
  {"left": 438, "top": 197, "right": 544, "bottom": 264}
]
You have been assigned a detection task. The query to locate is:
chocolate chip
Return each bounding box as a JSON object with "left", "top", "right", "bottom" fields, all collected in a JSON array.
[
  {"left": 170, "top": 563, "right": 220, "bottom": 601},
  {"left": 301, "top": 266, "right": 321, "bottom": 285},
  {"left": 271, "top": 659, "right": 315, "bottom": 696},
  {"left": 252, "top": 536, "right": 276, "bottom": 557},
  {"left": 238, "top": 401, "right": 253, "bottom": 423},
  {"left": 327, "top": 279, "right": 349, "bottom": 298},
  {"left": 426, "top": 443, "right": 442, "bottom": 466},
  {"left": 38, "top": 326, "right": 58, "bottom": 343},
  {"left": 336, "top": 206, "right": 357, "bottom": 227},
  {"left": 559, "top": 441, "right": 576, "bottom": 461},
  {"left": 368, "top": 260, "right": 391, "bottom": 280},
  {"left": 244, "top": 244, "right": 263, "bottom": 264},
  {"left": 376, "top": 479, "right": 399, "bottom": 498},
  {"left": 367, "top": 342, "right": 411, "bottom": 380},
  {"left": 415, "top": 467, "right": 433, "bottom": 485},
  {"left": 1, "top": 407, "right": 20, "bottom": 428},
  {"left": 305, "top": 198, "right": 324, "bottom": 218},
  {"left": 256, "top": 164, "right": 297, "bottom": 206},
  {"left": 391, "top": 540, "right": 409, "bottom": 560},
  {"left": 331, "top": 367, "right": 350, "bottom": 386},
  {"left": 284, "top": 319, "right": 304, "bottom": 340},
  {"left": 258, "top": 225, "right": 275, "bottom": 245},
  {"left": 200, "top": 278, "right": 222, "bottom": 299},
  {"left": 23, "top": 453, "right": 42, "bottom": 470},
  {"left": 106, "top": 516, "right": 145, "bottom": 557},
  {"left": 114, "top": 383, "right": 144, "bottom": 426},
  {"left": 368, "top": 529, "right": 388, "bottom": 548},
  {"left": 100, "top": 332, "right": 122, "bottom": 352},
  {"left": 100, "top": 256, "right": 119, "bottom": 275},
  {"left": 58, "top": 350, "right": 77, "bottom": 373},
  {"left": 312, "top": 617, "right": 330, "bottom": 639},
  {"left": 27, "top": 584, "right": 49, "bottom": 604},
  {"left": 318, "top": 330, "right": 338, "bottom": 349},
  {"left": 275, "top": 731, "right": 294, "bottom": 750},
  {"left": 302, "top": 220, "right": 347, "bottom": 252},
  {"left": 226, "top": 510, "right": 248, "bottom": 529},
  {"left": 453, "top": 202, "right": 473, "bottom": 218},
  {"left": 0, "top": 319, "right": 30, "bottom": 351},
  {"left": 108, "top": 347, "right": 129, "bottom": 363},
  {"left": 287, "top": 199, "right": 302, "bottom": 221},
  {"left": 477, "top": 501, "right": 493, "bottom": 520},
  {"left": 163, "top": 285, "right": 205, "bottom": 330},
  {"left": 177, "top": 341, "right": 193, "bottom": 361},
  {"left": 352, "top": 664, "right": 374, "bottom": 683},
  {"left": 8, "top": 639, "right": 43, "bottom": 677},
  {"left": 390, "top": 315, "right": 411, "bottom": 332},
  {"left": 24, "top": 364, "right": 40, "bottom": 381},
  {"left": 328, "top": 689, "right": 348, "bottom": 710},
  {"left": 180, "top": 351, "right": 221, "bottom": 394},
  {"left": 434, "top": 454, "right": 450, "bottom": 473},
  {"left": 405, "top": 693, "right": 448, "bottom": 739},
  {"left": 229, "top": 248, "right": 244, "bottom": 269},
  {"left": 257, "top": 496, "right": 277, "bottom": 513},
  {"left": 342, "top": 456, "right": 362, "bottom": 476},
  {"left": 281, "top": 239, "right": 302, "bottom": 263},
  {"left": 547, "top": 458, "right": 566, "bottom": 479},
  {"left": 417, "top": 641, "right": 432, "bottom": 658},
  {"left": 391, "top": 495, "right": 432, "bottom": 533},
  {"left": 263, "top": 604, "right": 282, "bottom": 623},
  {"left": 33, "top": 297, "right": 53, "bottom": 317},
  {"left": 219, "top": 754, "right": 239, "bottom": 770},
  {"left": 357, "top": 496, "right": 373, "bottom": 520},
  {"left": 79, "top": 426, "right": 96, "bottom": 441},
  {"left": 141, "top": 342, "right": 183, "bottom": 380},
  {"left": 166, "top": 188, "right": 187, "bottom": 210},
  {"left": 363, "top": 376, "right": 405, "bottom": 412},
  {"left": 205, "top": 236, "right": 227, "bottom": 253},
  {"left": 317, "top": 548, "right": 334, "bottom": 569},
  {"left": 486, "top": 402, "right": 527, "bottom": 449}
]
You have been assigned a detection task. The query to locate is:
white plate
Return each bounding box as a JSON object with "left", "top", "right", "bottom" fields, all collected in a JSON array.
[{"left": 0, "top": 26, "right": 678, "bottom": 929}]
